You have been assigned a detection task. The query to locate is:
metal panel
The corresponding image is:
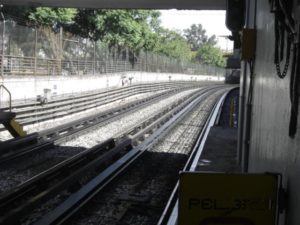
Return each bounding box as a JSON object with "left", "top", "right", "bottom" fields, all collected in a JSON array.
[
  {"left": 1, "top": 0, "right": 226, "bottom": 10},
  {"left": 178, "top": 173, "right": 279, "bottom": 225},
  {"left": 242, "top": 1, "right": 300, "bottom": 225}
]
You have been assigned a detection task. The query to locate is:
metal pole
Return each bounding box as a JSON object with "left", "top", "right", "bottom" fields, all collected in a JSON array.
[
  {"left": 59, "top": 27, "right": 63, "bottom": 76},
  {"left": 1, "top": 8, "right": 5, "bottom": 77},
  {"left": 124, "top": 48, "right": 127, "bottom": 72},
  {"left": 145, "top": 51, "right": 148, "bottom": 72},
  {"left": 0, "top": 84, "right": 11, "bottom": 111},
  {"left": 77, "top": 38, "right": 79, "bottom": 75},
  {"left": 105, "top": 47, "right": 107, "bottom": 74},
  {"left": 34, "top": 28, "right": 37, "bottom": 75},
  {"left": 93, "top": 40, "right": 95, "bottom": 75}
]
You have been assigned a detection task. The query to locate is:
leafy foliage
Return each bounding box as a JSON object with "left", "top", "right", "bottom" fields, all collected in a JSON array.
[
  {"left": 63, "top": 9, "right": 161, "bottom": 51},
  {"left": 195, "top": 44, "right": 225, "bottom": 67},
  {"left": 2, "top": 6, "right": 225, "bottom": 67},
  {"left": 28, "top": 8, "right": 77, "bottom": 25},
  {"left": 154, "top": 28, "right": 192, "bottom": 61},
  {"left": 184, "top": 24, "right": 217, "bottom": 51},
  {"left": 3, "top": 6, "right": 77, "bottom": 26}
]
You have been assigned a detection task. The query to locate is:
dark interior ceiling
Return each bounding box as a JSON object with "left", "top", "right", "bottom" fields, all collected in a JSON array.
[{"left": 1, "top": 0, "right": 226, "bottom": 10}]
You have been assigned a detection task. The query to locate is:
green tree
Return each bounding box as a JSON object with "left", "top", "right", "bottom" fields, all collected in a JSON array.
[
  {"left": 3, "top": 7, "right": 158, "bottom": 48},
  {"left": 3, "top": 7, "right": 161, "bottom": 54},
  {"left": 195, "top": 44, "right": 225, "bottom": 67},
  {"left": 28, "top": 8, "right": 77, "bottom": 25},
  {"left": 154, "top": 28, "right": 192, "bottom": 61},
  {"left": 184, "top": 24, "right": 217, "bottom": 51},
  {"left": 3, "top": 6, "right": 77, "bottom": 55},
  {"left": 3, "top": 6, "right": 77, "bottom": 26},
  {"left": 3, "top": 6, "right": 225, "bottom": 67},
  {"left": 69, "top": 9, "right": 161, "bottom": 51}
]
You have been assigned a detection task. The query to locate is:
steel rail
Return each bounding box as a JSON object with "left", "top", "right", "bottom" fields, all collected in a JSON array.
[
  {"left": 115, "top": 87, "right": 214, "bottom": 145},
  {"left": 33, "top": 87, "right": 224, "bottom": 225},
  {"left": 16, "top": 84, "right": 175, "bottom": 119},
  {"left": 17, "top": 88, "right": 166, "bottom": 125},
  {"left": 0, "top": 87, "right": 216, "bottom": 225},
  {"left": 0, "top": 138, "right": 132, "bottom": 225},
  {"left": 156, "top": 88, "right": 233, "bottom": 225},
  {"left": 1, "top": 81, "right": 198, "bottom": 111},
  {"left": 0, "top": 88, "right": 192, "bottom": 164},
  {"left": 41, "top": 87, "right": 190, "bottom": 143},
  {"left": 128, "top": 90, "right": 210, "bottom": 145},
  {"left": 1, "top": 82, "right": 203, "bottom": 127}
]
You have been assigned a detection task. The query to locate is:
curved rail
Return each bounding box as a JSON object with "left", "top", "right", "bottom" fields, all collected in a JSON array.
[
  {"left": 157, "top": 88, "right": 236, "bottom": 225},
  {"left": 0, "top": 88, "right": 188, "bottom": 163},
  {"left": 32, "top": 87, "right": 226, "bottom": 225},
  {"left": 1, "top": 82, "right": 204, "bottom": 127},
  {"left": 0, "top": 86, "right": 223, "bottom": 225}
]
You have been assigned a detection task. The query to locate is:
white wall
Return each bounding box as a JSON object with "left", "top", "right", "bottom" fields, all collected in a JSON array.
[{"left": 0, "top": 72, "right": 223, "bottom": 102}]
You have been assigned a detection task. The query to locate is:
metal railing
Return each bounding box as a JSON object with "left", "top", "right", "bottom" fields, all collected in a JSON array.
[
  {"left": 0, "top": 84, "right": 11, "bottom": 111},
  {"left": 0, "top": 20, "right": 225, "bottom": 77}
]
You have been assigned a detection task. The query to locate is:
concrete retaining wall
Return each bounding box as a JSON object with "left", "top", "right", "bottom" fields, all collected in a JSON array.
[{"left": 0, "top": 72, "right": 223, "bottom": 102}]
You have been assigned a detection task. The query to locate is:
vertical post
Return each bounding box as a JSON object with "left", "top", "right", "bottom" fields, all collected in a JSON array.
[
  {"left": 155, "top": 54, "right": 158, "bottom": 72},
  {"left": 93, "top": 40, "right": 95, "bottom": 75},
  {"left": 84, "top": 41, "right": 87, "bottom": 75},
  {"left": 59, "top": 27, "right": 63, "bottom": 75},
  {"left": 34, "top": 28, "right": 37, "bottom": 75},
  {"left": 114, "top": 46, "right": 117, "bottom": 73},
  {"left": 125, "top": 48, "right": 130, "bottom": 72},
  {"left": 145, "top": 51, "right": 148, "bottom": 72},
  {"left": 123, "top": 48, "right": 125, "bottom": 72},
  {"left": 105, "top": 46, "right": 107, "bottom": 74},
  {"left": 1, "top": 10, "right": 5, "bottom": 77},
  {"left": 77, "top": 38, "right": 80, "bottom": 75}
]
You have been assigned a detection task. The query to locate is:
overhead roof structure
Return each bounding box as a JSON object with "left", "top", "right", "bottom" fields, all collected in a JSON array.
[{"left": 1, "top": 0, "right": 226, "bottom": 10}]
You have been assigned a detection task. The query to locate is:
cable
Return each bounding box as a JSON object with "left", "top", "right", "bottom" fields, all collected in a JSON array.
[
  {"left": 273, "top": 1, "right": 293, "bottom": 79},
  {"left": 288, "top": 24, "right": 300, "bottom": 137},
  {"left": 270, "top": 0, "right": 299, "bottom": 137}
]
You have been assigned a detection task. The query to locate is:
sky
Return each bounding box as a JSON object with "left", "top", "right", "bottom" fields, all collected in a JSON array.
[{"left": 159, "top": 10, "right": 233, "bottom": 51}]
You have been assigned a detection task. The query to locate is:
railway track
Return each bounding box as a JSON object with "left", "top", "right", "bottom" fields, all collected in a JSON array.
[
  {"left": 76, "top": 88, "right": 226, "bottom": 225},
  {"left": 0, "top": 86, "right": 230, "bottom": 225},
  {"left": 0, "top": 88, "right": 205, "bottom": 195},
  {"left": 0, "top": 87, "right": 203, "bottom": 164},
  {"left": 157, "top": 90, "right": 230, "bottom": 225},
  {"left": 1, "top": 81, "right": 204, "bottom": 127},
  {"left": 0, "top": 89, "right": 203, "bottom": 222}
]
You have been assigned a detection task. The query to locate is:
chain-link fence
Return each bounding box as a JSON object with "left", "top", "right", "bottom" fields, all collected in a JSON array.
[{"left": 0, "top": 20, "right": 225, "bottom": 77}]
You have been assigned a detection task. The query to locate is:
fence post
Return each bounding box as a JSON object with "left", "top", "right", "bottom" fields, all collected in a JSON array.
[
  {"left": 77, "top": 38, "right": 79, "bottom": 75},
  {"left": 93, "top": 40, "right": 96, "bottom": 75},
  {"left": 84, "top": 41, "right": 87, "bottom": 75},
  {"left": 145, "top": 51, "right": 148, "bottom": 72},
  {"left": 105, "top": 47, "right": 108, "bottom": 74},
  {"left": 59, "top": 27, "right": 63, "bottom": 76},
  {"left": 34, "top": 28, "right": 37, "bottom": 76},
  {"left": 114, "top": 46, "right": 117, "bottom": 73},
  {"left": 124, "top": 48, "right": 127, "bottom": 72},
  {"left": 1, "top": 11, "right": 5, "bottom": 77}
]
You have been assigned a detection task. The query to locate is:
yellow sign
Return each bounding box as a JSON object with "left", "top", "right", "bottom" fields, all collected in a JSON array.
[{"left": 179, "top": 172, "right": 279, "bottom": 225}]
